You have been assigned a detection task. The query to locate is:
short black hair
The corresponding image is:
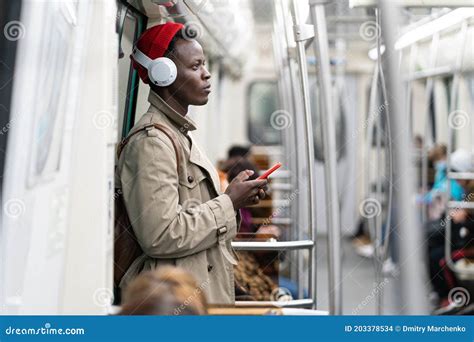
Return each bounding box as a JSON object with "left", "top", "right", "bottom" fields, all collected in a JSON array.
[
  {"left": 228, "top": 145, "right": 251, "bottom": 159},
  {"left": 227, "top": 159, "right": 259, "bottom": 183},
  {"left": 164, "top": 30, "right": 184, "bottom": 58}
]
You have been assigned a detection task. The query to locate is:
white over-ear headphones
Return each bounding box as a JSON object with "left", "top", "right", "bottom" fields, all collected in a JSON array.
[{"left": 132, "top": 47, "right": 177, "bottom": 87}]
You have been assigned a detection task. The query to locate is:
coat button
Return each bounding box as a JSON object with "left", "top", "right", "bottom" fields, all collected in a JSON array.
[
  {"left": 207, "top": 264, "right": 213, "bottom": 272},
  {"left": 187, "top": 175, "right": 194, "bottom": 183}
]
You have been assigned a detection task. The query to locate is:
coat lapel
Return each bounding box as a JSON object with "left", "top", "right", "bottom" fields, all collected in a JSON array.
[{"left": 188, "top": 134, "right": 222, "bottom": 195}]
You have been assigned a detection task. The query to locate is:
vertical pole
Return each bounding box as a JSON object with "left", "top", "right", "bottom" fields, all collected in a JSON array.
[
  {"left": 421, "top": 34, "right": 440, "bottom": 224},
  {"left": 379, "top": 0, "right": 430, "bottom": 314},
  {"left": 309, "top": 0, "right": 342, "bottom": 314},
  {"left": 272, "top": 0, "right": 300, "bottom": 291},
  {"left": 445, "top": 21, "right": 472, "bottom": 276},
  {"left": 289, "top": 0, "right": 318, "bottom": 309},
  {"left": 278, "top": 0, "right": 307, "bottom": 300}
]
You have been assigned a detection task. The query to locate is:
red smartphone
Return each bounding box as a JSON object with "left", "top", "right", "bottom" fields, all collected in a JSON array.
[{"left": 257, "top": 162, "right": 282, "bottom": 180}]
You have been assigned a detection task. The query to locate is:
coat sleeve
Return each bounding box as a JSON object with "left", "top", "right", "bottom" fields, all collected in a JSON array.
[{"left": 120, "top": 133, "right": 238, "bottom": 259}]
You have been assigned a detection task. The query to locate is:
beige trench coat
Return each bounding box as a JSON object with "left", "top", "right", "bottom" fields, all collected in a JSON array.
[{"left": 116, "top": 90, "right": 240, "bottom": 304}]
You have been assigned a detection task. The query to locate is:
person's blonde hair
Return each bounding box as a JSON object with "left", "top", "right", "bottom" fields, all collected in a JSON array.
[{"left": 120, "top": 266, "right": 208, "bottom": 315}]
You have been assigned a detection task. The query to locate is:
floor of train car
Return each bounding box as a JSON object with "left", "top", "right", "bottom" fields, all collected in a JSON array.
[{"left": 315, "top": 236, "right": 414, "bottom": 315}]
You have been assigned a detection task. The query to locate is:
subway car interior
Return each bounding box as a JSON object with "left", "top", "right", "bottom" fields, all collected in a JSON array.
[{"left": 0, "top": 0, "right": 474, "bottom": 316}]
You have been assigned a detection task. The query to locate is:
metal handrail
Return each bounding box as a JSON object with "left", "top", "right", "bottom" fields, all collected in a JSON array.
[
  {"left": 405, "top": 43, "right": 418, "bottom": 139},
  {"left": 404, "top": 65, "right": 453, "bottom": 81},
  {"left": 444, "top": 20, "right": 474, "bottom": 276},
  {"left": 447, "top": 201, "right": 474, "bottom": 210},
  {"left": 289, "top": 0, "right": 318, "bottom": 310},
  {"left": 447, "top": 172, "right": 474, "bottom": 180},
  {"left": 420, "top": 33, "right": 440, "bottom": 224},
  {"left": 365, "top": 53, "right": 379, "bottom": 253},
  {"left": 379, "top": 0, "right": 430, "bottom": 314},
  {"left": 309, "top": 0, "right": 342, "bottom": 315},
  {"left": 369, "top": 8, "right": 394, "bottom": 315},
  {"left": 232, "top": 240, "right": 314, "bottom": 251},
  {"left": 277, "top": 0, "right": 308, "bottom": 301},
  {"left": 235, "top": 298, "right": 314, "bottom": 308},
  {"left": 272, "top": 1, "right": 300, "bottom": 296},
  {"left": 377, "top": 7, "right": 393, "bottom": 266}
]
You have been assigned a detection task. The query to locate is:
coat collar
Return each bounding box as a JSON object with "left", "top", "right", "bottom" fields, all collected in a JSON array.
[
  {"left": 188, "top": 133, "right": 222, "bottom": 195},
  {"left": 148, "top": 90, "right": 197, "bottom": 135}
]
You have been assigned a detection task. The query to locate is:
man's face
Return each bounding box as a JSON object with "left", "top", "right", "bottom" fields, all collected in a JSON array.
[{"left": 167, "top": 39, "right": 211, "bottom": 107}]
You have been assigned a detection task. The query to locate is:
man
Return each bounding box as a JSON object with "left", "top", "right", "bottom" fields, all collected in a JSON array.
[{"left": 116, "top": 23, "right": 267, "bottom": 304}]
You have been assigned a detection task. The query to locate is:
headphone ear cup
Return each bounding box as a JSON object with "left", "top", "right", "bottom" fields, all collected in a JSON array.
[{"left": 148, "top": 57, "right": 177, "bottom": 87}]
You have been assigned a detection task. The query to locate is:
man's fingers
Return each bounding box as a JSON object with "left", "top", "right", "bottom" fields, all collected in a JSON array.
[
  {"left": 246, "top": 179, "right": 268, "bottom": 188},
  {"left": 249, "top": 188, "right": 260, "bottom": 196},
  {"left": 236, "top": 170, "right": 253, "bottom": 182},
  {"left": 258, "top": 189, "right": 266, "bottom": 199}
]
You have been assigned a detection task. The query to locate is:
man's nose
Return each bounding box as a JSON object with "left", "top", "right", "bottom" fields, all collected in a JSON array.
[{"left": 202, "top": 67, "right": 211, "bottom": 80}]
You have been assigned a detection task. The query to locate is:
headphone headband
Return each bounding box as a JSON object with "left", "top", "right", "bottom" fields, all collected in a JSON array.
[
  {"left": 132, "top": 47, "right": 177, "bottom": 87},
  {"left": 132, "top": 48, "right": 152, "bottom": 69}
]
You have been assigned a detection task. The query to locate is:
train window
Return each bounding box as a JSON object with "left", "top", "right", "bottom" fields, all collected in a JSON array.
[
  {"left": 468, "top": 73, "right": 474, "bottom": 102},
  {"left": 433, "top": 79, "right": 448, "bottom": 144},
  {"left": 117, "top": 2, "right": 147, "bottom": 140},
  {"left": 310, "top": 79, "right": 346, "bottom": 161},
  {"left": 428, "top": 89, "right": 436, "bottom": 142},
  {"left": 369, "top": 86, "right": 387, "bottom": 148},
  {"left": 443, "top": 76, "right": 457, "bottom": 149},
  {"left": 247, "top": 81, "right": 280, "bottom": 145}
]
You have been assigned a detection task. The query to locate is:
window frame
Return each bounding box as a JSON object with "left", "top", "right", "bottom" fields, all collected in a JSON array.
[{"left": 246, "top": 79, "right": 280, "bottom": 146}]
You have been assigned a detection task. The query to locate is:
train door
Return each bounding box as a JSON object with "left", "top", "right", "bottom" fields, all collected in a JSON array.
[{"left": 0, "top": 0, "right": 117, "bottom": 314}]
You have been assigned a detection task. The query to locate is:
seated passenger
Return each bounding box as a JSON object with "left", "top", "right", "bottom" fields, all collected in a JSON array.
[
  {"left": 422, "top": 147, "right": 470, "bottom": 219},
  {"left": 224, "top": 145, "right": 253, "bottom": 170},
  {"left": 115, "top": 22, "right": 268, "bottom": 305},
  {"left": 119, "top": 266, "right": 207, "bottom": 315},
  {"left": 425, "top": 149, "right": 474, "bottom": 304}
]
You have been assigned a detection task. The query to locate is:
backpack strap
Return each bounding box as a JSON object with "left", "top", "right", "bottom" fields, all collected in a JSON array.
[{"left": 116, "top": 123, "right": 181, "bottom": 172}]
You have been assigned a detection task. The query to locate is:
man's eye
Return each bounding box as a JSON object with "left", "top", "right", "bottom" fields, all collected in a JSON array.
[{"left": 192, "top": 65, "right": 199, "bottom": 70}]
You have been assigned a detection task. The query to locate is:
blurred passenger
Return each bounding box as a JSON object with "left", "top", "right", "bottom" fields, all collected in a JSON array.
[
  {"left": 429, "top": 144, "right": 447, "bottom": 188},
  {"left": 425, "top": 149, "right": 474, "bottom": 305},
  {"left": 421, "top": 147, "right": 468, "bottom": 219},
  {"left": 221, "top": 145, "right": 252, "bottom": 178},
  {"left": 351, "top": 218, "right": 373, "bottom": 258},
  {"left": 413, "top": 134, "right": 424, "bottom": 150},
  {"left": 119, "top": 266, "right": 208, "bottom": 315}
]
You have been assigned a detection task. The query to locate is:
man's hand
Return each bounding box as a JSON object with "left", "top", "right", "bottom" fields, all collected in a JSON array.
[{"left": 225, "top": 170, "right": 268, "bottom": 210}]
